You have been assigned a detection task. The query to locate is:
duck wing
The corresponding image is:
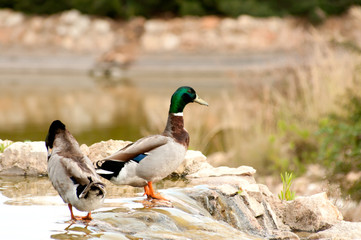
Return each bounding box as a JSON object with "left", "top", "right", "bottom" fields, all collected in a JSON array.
[
  {"left": 105, "top": 135, "right": 169, "bottom": 162},
  {"left": 95, "top": 135, "right": 169, "bottom": 181},
  {"left": 61, "top": 155, "right": 97, "bottom": 186}
]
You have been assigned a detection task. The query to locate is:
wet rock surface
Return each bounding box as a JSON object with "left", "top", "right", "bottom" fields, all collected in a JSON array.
[
  {"left": 94, "top": 187, "right": 260, "bottom": 240},
  {"left": 1, "top": 140, "right": 361, "bottom": 239}
]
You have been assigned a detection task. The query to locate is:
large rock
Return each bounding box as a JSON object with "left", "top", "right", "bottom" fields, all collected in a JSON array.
[
  {"left": 283, "top": 192, "right": 343, "bottom": 232},
  {"left": 80, "top": 139, "right": 131, "bottom": 162},
  {"left": 174, "top": 150, "right": 213, "bottom": 176},
  {"left": 186, "top": 184, "right": 299, "bottom": 239},
  {"left": 186, "top": 164, "right": 258, "bottom": 192},
  {"left": 343, "top": 200, "right": 361, "bottom": 222},
  {"left": 0, "top": 141, "right": 47, "bottom": 175},
  {"left": 308, "top": 221, "right": 361, "bottom": 239}
]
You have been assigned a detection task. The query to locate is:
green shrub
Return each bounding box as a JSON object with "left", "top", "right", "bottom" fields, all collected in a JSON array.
[
  {"left": 0, "top": 0, "right": 359, "bottom": 21},
  {"left": 317, "top": 92, "right": 361, "bottom": 200},
  {"left": 318, "top": 92, "right": 361, "bottom": 175},
  {"left": 268, "top": 120, "right": 318, "bottom": 175},
  {"left": 217, "top": 0, "right": 276, "bottom": 17}
]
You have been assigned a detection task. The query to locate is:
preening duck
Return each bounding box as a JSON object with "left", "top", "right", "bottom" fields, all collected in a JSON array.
[
  {"left": 46, "top": 120, "right": 106, "bottom": 220},
  {"left": 95, "top": 86, "right": 208, "bottom": 200}
]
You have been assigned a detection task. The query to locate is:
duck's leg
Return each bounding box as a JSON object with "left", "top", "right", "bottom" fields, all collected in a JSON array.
[
  {"left": 68, "top": 203, "right": 81, "bottom": 221},
  {"left": 81, "top": 212, "right": 93, "bottom": 220},
  {"left": 145, "top": 181, "right": 168, "bottom": 201},
  {"left": 144, "top": 185, "right": 150, "bottom": 197},
  {"left": 68, "top": 204, "right": 92, "bottom": 221}
]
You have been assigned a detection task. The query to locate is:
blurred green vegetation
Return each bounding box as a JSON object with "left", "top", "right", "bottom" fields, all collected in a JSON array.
[
  {"left": 318, "top": 92, "right": 361, "bottom": 175},
  {"left": 317, "top": 92, "right": 361, "bottom": 200},
  {"left": 266, "top": 86, "right": 361, "bottom": 200},
  {"left": 0, "top": 0, "right": 361, "bottom": 22}
]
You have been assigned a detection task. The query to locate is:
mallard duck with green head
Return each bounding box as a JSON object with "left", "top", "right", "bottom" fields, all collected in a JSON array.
[
  {"left": 46, "top": 120, "right": 106, "bottom": 220},
  {"left": 95, "top": 86, "right": 208, "bottom": 200}
]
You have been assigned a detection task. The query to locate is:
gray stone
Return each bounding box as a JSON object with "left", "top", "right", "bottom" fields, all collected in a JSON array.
[
  {"left": 342, "top": 200, "right": 361, "bottom": 222},
  {"left": 214, "top": 184, "right": 239, "bottom": 196},
  {"left": 174, "top": 150, "right": 212, "bottom": 176},
  {"left": 241, "top": 191, "right": 265, "bottom": 217},
  {"left": 0, "top": 141, "right": 47, "bottom": 176},
  {"left": 92, "top": 19, "right": 111, "bottom": 34},
  {"left": 283, "top": 192, "right": 343, "bottom": 232},
  {"left": 161, "top": 33, "right": 180, "bottom": 50},
  {"left": 0, "top": 10, "right": 24, "bottom": 27},
  {"left": 58, "top": 10, "right": 84, "bottom": 25},
  {"left": 308, "top": 221, "right": 361, "bottom": 240},
  {"left": 220, "top": 18, "right": 239, "bottom": 33},
  {"left": 143, "top": 20, "right": 169, "bottom": 34},
  {"left": 189, "top": 175, "right": 255, "bottom": 188},
  {"left": 188, "top": 165, "right": 256, "bottom": 178},
  {"left": 268, "top": 231, "right": 300, "bottom": 240},
  {"left": 80, "top": 139, "right": 131, "bottom": 162},
  {"left": 186, "top": 186, "right": 297, "bottom": 239}
]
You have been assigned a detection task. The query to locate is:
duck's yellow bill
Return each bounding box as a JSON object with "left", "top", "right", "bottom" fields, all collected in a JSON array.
[{"left": 194, "top": 95, "right": 209, "bottom": 106}]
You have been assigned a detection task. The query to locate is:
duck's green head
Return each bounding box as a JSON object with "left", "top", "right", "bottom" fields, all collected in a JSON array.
[{"left": 169, "top": 86, "right": 208, "bottom": 114}]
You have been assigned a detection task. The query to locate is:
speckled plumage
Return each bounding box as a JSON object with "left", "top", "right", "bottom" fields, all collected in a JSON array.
[{"left": 46, "top": 120, "right": 106, "bottom": 219}]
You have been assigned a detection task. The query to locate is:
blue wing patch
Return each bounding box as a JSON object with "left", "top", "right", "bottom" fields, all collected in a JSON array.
[{"left": 132, "top": 153, "right": 147, "bottom": 163}]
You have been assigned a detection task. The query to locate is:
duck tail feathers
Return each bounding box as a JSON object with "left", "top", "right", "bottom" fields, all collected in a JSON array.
[
  {"left": 79, "top": 181, "right": 106, "bottom": 199},
  {"left": 95, "top": 159, "right": 126, "bottom": 180}
]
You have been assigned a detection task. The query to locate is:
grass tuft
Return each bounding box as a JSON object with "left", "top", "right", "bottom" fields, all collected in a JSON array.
[
  {"left": 0, "top": 141, "right": 13, "bottom": 153},
  {"left": 278, "top": 172, "right": 296, "bottom": 201}
]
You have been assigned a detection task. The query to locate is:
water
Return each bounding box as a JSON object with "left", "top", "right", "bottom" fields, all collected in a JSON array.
[
  {"left": 0, "top": 176, "right": 258, "bottom": 240},
  {"left": 0, "top": 51, "right": 302, "bottom": 145}
]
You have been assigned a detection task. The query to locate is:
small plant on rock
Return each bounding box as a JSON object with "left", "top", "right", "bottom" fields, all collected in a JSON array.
[
  {"left": 0, "top": 141, "right": 12, "bottom": 153},
  {"left": 278, "top": 171, "right": 296, "bottom": 201}
]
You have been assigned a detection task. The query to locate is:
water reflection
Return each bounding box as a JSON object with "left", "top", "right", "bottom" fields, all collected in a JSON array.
[
  {"left": 51, "top": 223, "right": 103, "bottom": 240},
  {"left": 0, "top": 74, "right": 145, "bottom": 144},
  {"left": 0, "top": 63, "right": 230, "bottom": 145}
]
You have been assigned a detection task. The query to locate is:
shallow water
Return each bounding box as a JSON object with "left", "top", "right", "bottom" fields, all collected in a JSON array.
[
  {"left": 0, "top": 176, "right": 258, "bottom": 240},
  {"left": 0, "top": 51, "right": 303, "bottom": 145}
]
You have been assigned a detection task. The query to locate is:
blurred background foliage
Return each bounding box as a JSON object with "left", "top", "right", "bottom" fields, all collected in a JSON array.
[
  {"left": 0, "top": 0, "right": 361, "bottom": 22},
  {"left": 317, "top": 92, "right": 361, "bottom": 200}
]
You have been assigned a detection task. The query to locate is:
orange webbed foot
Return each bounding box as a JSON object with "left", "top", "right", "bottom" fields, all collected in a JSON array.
[
  {"left": 144, "top": 182, "right": 169, "bottom": 201},
  {"left": 68, "top": 204, "right": 93, "bottom": 221},
  {"left": 71, "top": 214, "right": 92, "bottom": 221}
]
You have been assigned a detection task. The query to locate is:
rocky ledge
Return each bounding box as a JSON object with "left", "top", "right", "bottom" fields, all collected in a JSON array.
[
  {"left": 1, "top": 139, "right": 360, "bottom": 239},
  {"left": 1, "top": 7, "right": 361, "bottom": 55}
]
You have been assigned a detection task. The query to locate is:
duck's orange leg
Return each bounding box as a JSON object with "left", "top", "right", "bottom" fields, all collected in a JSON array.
[
  {"left": 81, "top": 212, "right": 92, "bottom": 220},
  {"left": 144, "top": 185, "right": 150, "bottom": 197},
  {"left": 68, "top": 203, "right": 80, "bottom": 220},
  {"left": 145, "top": 182, "right": 168, "bottom": 201},
  {"left": 68, "top": 203, "right": 92, "bottom": 221}
]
